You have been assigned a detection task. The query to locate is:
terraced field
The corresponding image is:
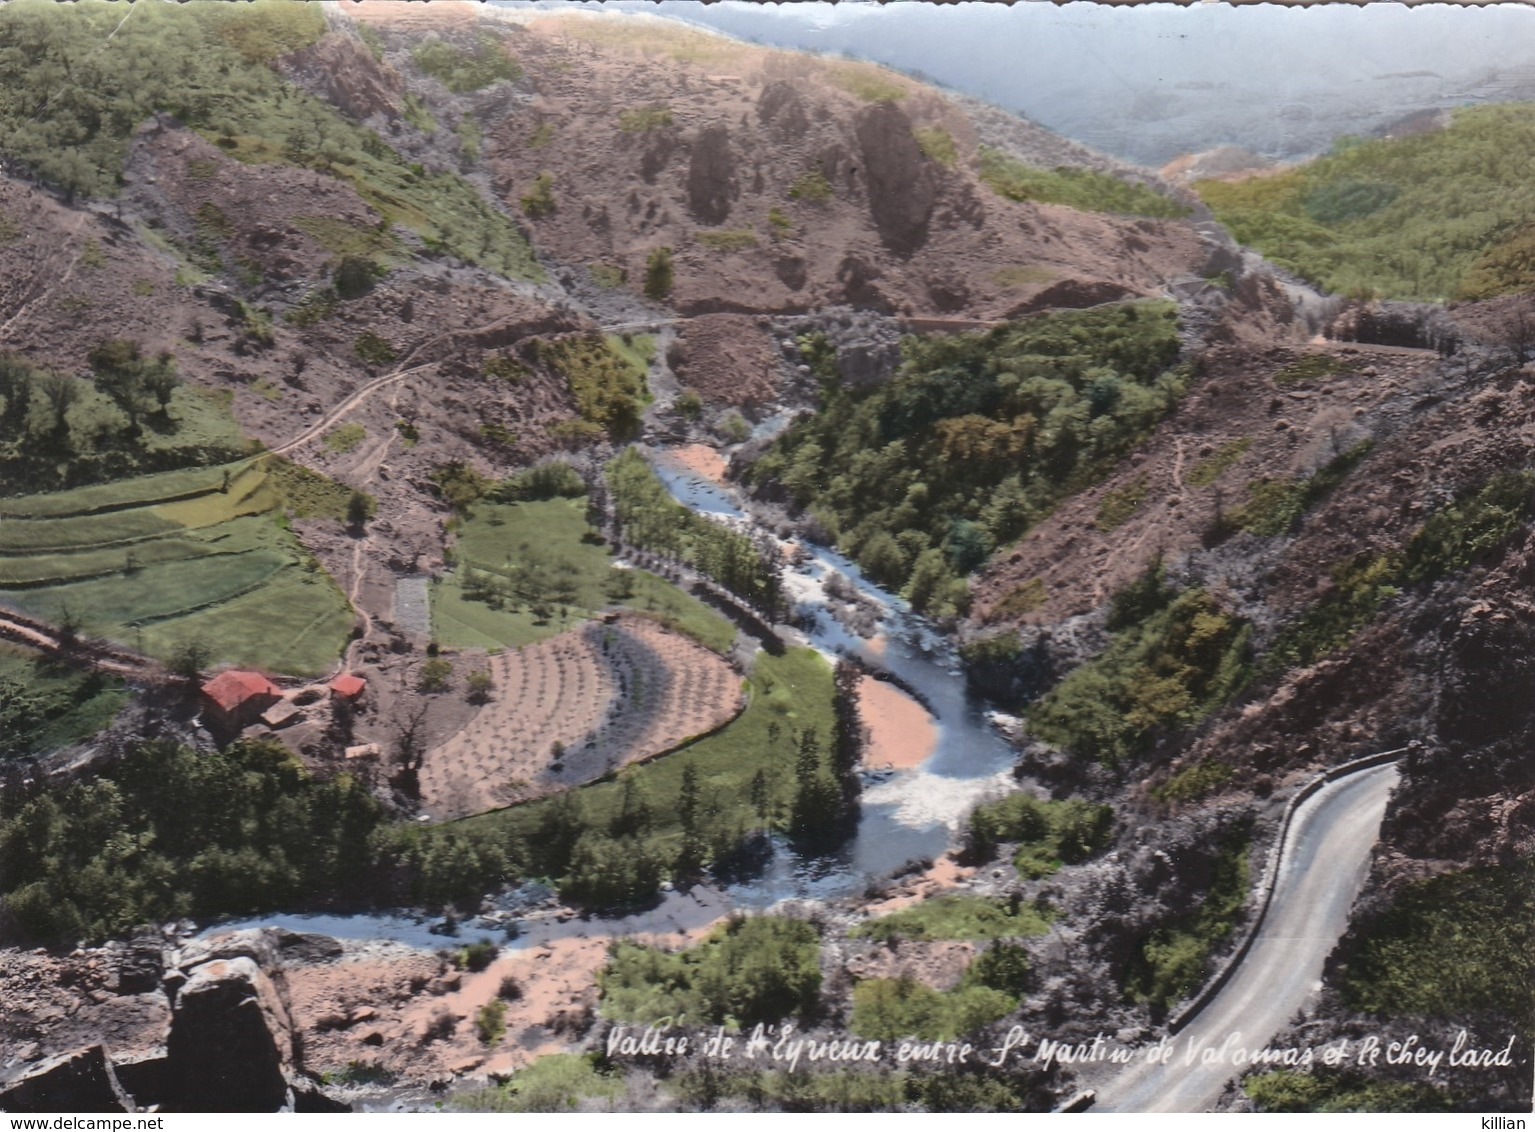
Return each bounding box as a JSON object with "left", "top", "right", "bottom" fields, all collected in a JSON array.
[
  {"left": 0, "top": 458, "right": 353, "bottom": 676},
  {"left": 419, "top": 614, "right": 744, "bottom": 820}
]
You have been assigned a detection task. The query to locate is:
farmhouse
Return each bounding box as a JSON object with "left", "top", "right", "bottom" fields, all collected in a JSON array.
[
  {"left": 200, "top": 669, "right": 282, "bottom": 735},
  {"left": 329, "top": 673, "right": 367, "bottom": 702}
]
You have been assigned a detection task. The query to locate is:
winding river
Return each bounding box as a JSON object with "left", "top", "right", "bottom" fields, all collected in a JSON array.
[{"left": 646, "top": 446, "right": 1020, "bottom": 904}]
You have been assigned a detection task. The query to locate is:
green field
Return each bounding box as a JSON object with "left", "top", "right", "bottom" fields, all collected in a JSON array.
[
  {"left": 458, "top": 645, "right": 834, "bottom": 850},
  {"left": 0, "top": 458, "right": 352, "bottom": 675},
  {"left": 431, "top": 496, "right": 735, "bottom": 653},
  {"left": 0, "top": 642, "right": 128, "bottom": 760}
]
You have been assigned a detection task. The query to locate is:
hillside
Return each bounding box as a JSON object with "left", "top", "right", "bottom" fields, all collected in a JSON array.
[
  {"left": 1194, "top": 103, "right": 1535, "bottom": 302},
  {"left": 0, "top": 0, "right": 1527, "bottom": 1117}
]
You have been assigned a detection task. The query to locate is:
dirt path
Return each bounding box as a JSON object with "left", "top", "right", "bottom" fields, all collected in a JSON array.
[{"left": 0, "top": 607, "right": 163, "bottom": 682}]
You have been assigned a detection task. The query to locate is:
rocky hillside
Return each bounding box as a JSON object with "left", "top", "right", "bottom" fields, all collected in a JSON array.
[{"left": 0, "top": 0, "right": 1528, "bottom": 1115}]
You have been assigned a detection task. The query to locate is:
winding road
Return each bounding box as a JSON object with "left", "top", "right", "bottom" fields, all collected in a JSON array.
[{"left": 1095, "top": 759, "right": 1401, "bottom": 1112}]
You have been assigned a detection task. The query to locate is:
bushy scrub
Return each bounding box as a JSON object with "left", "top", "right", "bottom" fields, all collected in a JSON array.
[
  {"left": 1196, "top": 104, "right": 1535, "bottom": 300},
  {"left": 600, "top": 915, "right": 822, "bottom": 1028},
  {"left": 1122, "top": 827, "right": 1250, "bottom": 1012},
  {"left": 1027, "top": 567, "right": 1250, "bottom": 766}
]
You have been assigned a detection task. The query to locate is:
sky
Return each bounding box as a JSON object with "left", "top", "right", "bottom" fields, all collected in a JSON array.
[{"left": 505, "top": 1, "right": 1535, "bottom": 166}]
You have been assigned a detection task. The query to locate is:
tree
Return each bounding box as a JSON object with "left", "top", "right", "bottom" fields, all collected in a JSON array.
[
  {"left": 643, "top": 246, "right": 673, "bottom": 301},
  {"left": 168, "top": 637, "right": 212, "bottom": 682},
  {"left": 36, "top": 372, "right": 79, "bottom": 444},
  {"left": 333, "top": 257, "right": 380, "bottom": 300},
  {"left": 418, "top": 657, "right": 453, "bottom": 693},
  {"left": 346, "top": 490, "right": 377, "bottom": 531},
  {"left": 676, "top": 763, "right": 707, "bottom": 873},
  {"left": 465, "top": 669, "right": 493, "bottom": 704},
  {"left": 610, "top": 774, "right": 653, "bottom": 839},
  {"left": 141, "top": 354, "right": 180, "bottom": 419},
  {"left": 0, "top": 353, "right": 35, "bottom": 434},
  {"left": 88, "top": 340, "right": 176, "bottom": 437},
  {"left": 788, "top": 729, "right": 843, "bottom": 848}
]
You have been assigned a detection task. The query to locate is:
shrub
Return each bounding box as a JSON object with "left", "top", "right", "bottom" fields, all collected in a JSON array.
[
  {"left": 520, "top": 171, "right": 555, "bottom": 219},
  {"left": 430, "top": 461, "right": 492, "bottom": 514},
  {"left": 466, "top": 668, "right": 493, "bottom": 703},
  {"left": 413, "top": 34, "right": 521, "bottom": 93},
  {"left": 618, "top": 105, "right": 673, "bottom": 132},
  {"left": 419, "top": 657, "right": 453, "bottom": 693},
  {"left": 475, "top": 999, "right": 506, "bottom": 1045},
  {"left": 913, "top": 126, "right": 957, "bottom": 166},
  {"left": 353, "top": 332, "right": 396, "bottom": 367},
  {"left": 589, "top": 262, "right": 626, "bottom": 288},
  {"left": 1096, "top": 475, "right": 1150, "bottom": 531},
  {"left": 323, "top": 422, "right": 366, "bottom": 454},
  {"left": 600, "top": 915, "right": 821, "bottom": 1027},
  {"left": 788, "top": 169, "right": 832, "bottom": 203},
  {"left": 644, "top": 246, "right": 673, "bottom": 301},
  {"left": 697, "top": 228, "right": 757, "bottom": 252},
  {"left": 978, "top": 146, "right": 1189, "bottom": 219}
]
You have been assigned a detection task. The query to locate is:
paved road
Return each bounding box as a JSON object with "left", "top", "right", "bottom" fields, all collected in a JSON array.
[{"left": 1096, "top": 761, "right": 1401, "bottom": 1112}]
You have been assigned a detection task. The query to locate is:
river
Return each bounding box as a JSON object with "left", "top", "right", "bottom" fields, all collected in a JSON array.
[{"left": 646, "top": 446, "right": 1019, "bottom": 905}]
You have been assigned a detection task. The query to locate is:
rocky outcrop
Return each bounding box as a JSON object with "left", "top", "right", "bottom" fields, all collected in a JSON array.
[
  {"left": 756, "top": 81, "right": 809, "bottom": 140},
  {"left": 687, "top": 125, "right": 737, "bottom": 225},
  {"left": 282, "top": 32, "right": 402, "bottom": 122},
  {"left": 164, "top": 953, "right": 297, "bottom": 1111},
  {"left": 0, "top": 930, "right": 349, "bottom": 1113},
  {"left": 854, "top": 101, "right": 939, "bottom": 258},
  {"left": 0, "top": 1046, "right": 134, "bottom": 1113}
]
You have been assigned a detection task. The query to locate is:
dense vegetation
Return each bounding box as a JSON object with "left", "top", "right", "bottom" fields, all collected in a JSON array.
[
  {"left": 1336, "top": 858, "right": 1534, "bottom": 1035},
  {"left": 455, "top": 1054, "right": 622, "bottom": 1113},
  {"left": 0, "top": 645, "right": 127, "bottom": 761},
  {"left": 0, "top": 0, "right": 538, "bottom": 278},
  {"left": 745, "top": 304, "right": 1184, "bottom": 616},
  {"left": 854, "top": 893, "right": 1052, "bottom": 944},
  {"left": 535, "top": 334, "right": 653, "bottom": 441},
  {"left": 1196, "top": 104, "right": 1535, "bottom": 300},
  {"left": 962, "top": 793, "right": 1115, "bottom": 878},
  {"left": 0, "top": 739, "right": 385, "bottom": 942},
  {"left": 850, "top": 942, "right": 1034, "bottom": 1041},
  {"left": 1026, "top": 567, "right": 1251, "bottom": 766},
  {"left": 411, "top": 31, "right": 522, "bottom": 93},
  {"left": 1244, "top": 1070, "right": 1459, "bottom": 1113},
  {"left": 0, "top": 348, "right": 248, "bottom": 499},
  {"left": 600, "top": 915, "right": 822, "bottom": 1027},
  {"left": 608, "top": 448, "right": 784, "bottom": 619},
  {"left": 977, "top": 147, "right": 1190, "bottom": 219},
  {"left": 1122, "top": 826, "right": 1250, "bottom": 1013}
]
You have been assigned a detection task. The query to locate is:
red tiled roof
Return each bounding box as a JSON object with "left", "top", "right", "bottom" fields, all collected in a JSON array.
[
  {"left": 329, "top": 674, "right": 367, "bottom": 699},
  {"left": 201, "top": 670, "right": 281, "bottom": 713}
]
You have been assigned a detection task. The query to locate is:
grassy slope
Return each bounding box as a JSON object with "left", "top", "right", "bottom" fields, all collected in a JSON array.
[
  {"left": 430, "top": 496, "right": 735, "bottom": 653},
  {"left": 1196, "top": 104, "right": 1535, "bottom": 301},
  {"left": 0, "top": 642, "right": 128, "bottom": 760}
]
